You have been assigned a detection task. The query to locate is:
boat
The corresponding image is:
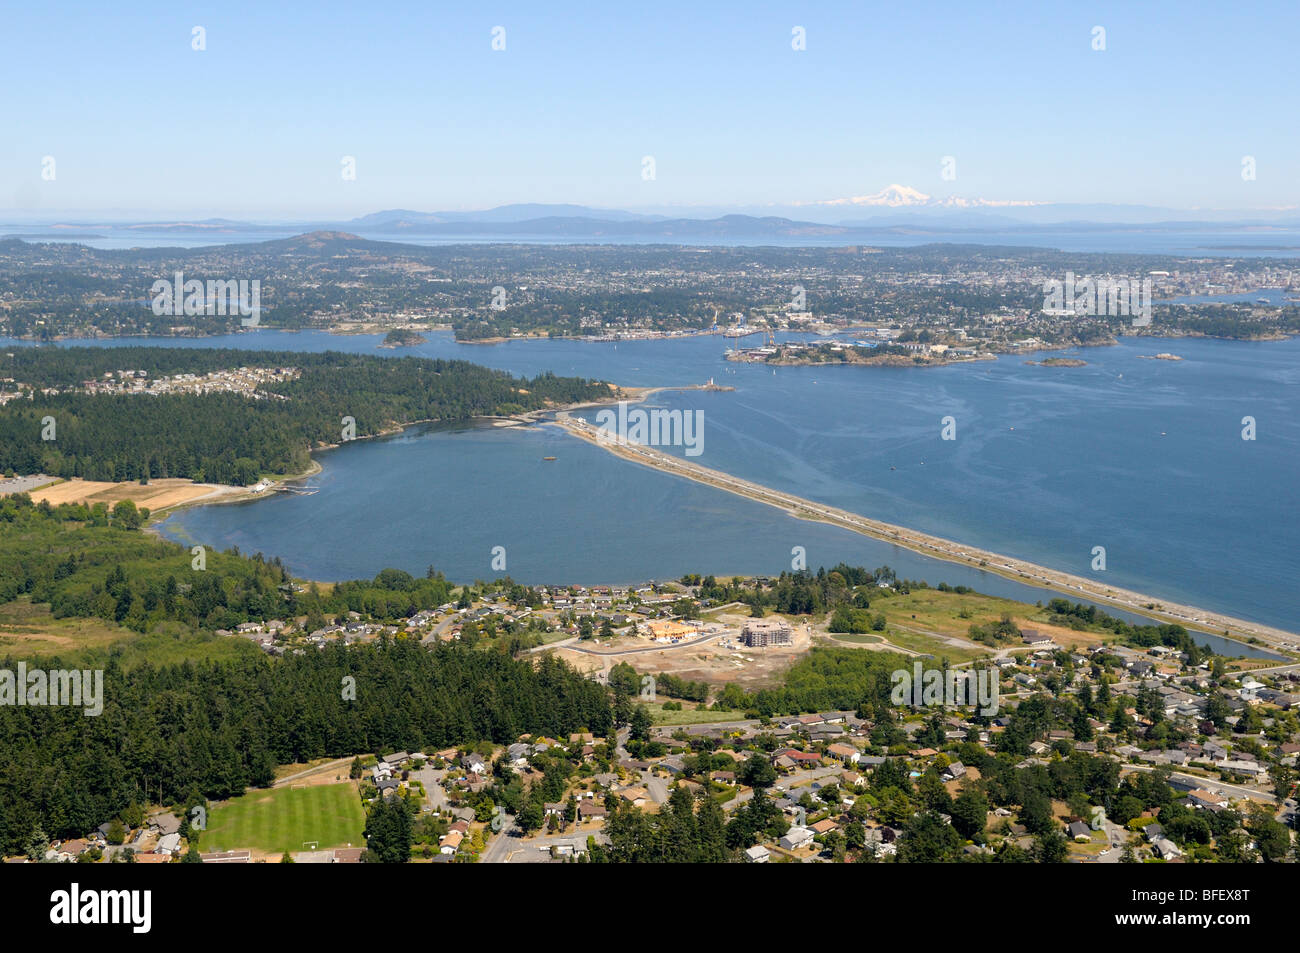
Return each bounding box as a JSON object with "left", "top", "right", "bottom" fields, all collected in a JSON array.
[{"left": 543, "top": 456, "right": 557, "bottom": 461}]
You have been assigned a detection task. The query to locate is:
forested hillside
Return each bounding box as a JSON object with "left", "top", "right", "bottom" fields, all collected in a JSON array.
[
  {"left": 0, "top": 493, "right": 454, "bottom": 635},
  {"left": 0, "top": 496, "right": 613, "bottom": 852},
  {"left": 0, "top": 640, "right": 612, "bottom": 852},
  {"left": 0, "top": 347, "right": 613, "bottom": 484}
]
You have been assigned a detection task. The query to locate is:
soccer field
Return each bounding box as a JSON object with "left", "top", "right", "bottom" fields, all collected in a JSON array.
[{"left": 202, "top": 782, "right": 366, "bottom": 854}]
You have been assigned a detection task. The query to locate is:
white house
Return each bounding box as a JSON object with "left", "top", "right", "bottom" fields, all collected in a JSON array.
[{"left": 778, "top": 826, "right": 815, "bottom": 851}]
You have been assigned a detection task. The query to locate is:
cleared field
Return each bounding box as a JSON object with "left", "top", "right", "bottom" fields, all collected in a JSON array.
[
  {"left": 202, "top": 782, "right": 365, "bottom": 854},
  {"left": 0, "top": 598, "right": 255, "bottom": 667},
  {"left": 866, "top": 626, "right": 988, "bottom": 663},
  {"left": 29, "top": 477, "right": 236, "bottom": 512},
  {"left": 0, "top": 597, "right": 129, "bottom": 656},
  {"left": 871, "top": 589, "right": 1106, "bottom": 651},
  {"left": 828, "top": 633, "right": 885, "bottom": 645},
  {"left": 645, "top": 702, "right": 748, "bottom": 726},
  {"left": 551, "top": 611, "right": 812, "bottom": 693}
]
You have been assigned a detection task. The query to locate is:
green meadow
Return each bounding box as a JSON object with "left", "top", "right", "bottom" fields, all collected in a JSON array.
[{"left": 202, "top": 782, "right": 365, "bottom": 854}]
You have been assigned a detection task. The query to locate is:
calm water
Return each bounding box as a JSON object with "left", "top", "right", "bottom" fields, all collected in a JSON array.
[
  {"left": 6, "top": 227, "right": 1300, "bottom": 256},
  {"left": 5, "top": 329, "right": 1296, "bottom": 653}
]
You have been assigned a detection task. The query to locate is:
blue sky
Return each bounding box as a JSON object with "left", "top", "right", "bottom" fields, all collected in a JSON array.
[{"left": 3, "top": 1, "right": 1297, "bottom": 218}]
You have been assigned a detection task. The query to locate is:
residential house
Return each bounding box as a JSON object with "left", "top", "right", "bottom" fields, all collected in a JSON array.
[
  {"left": 825, "top": 743, "right": 859, "bottom": 764},
  {"left": 1151, "top": 838, "right": 1182, "bottom": 860},
  {"left": 778, "top": 826, "right": 815, "bottom": 851}
]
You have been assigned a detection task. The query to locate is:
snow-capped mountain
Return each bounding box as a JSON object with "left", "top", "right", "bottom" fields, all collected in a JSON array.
[{"left": 806, "top": 184, "right": 1042, "bottom": 209}]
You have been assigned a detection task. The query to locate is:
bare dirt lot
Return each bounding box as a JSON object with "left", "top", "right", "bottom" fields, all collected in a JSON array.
[
  {"left": 551, "top": 612, "right": 813, "bottom": 691},
  {"left": 28, "top": 477, "right": 242, "bottom": 512}
]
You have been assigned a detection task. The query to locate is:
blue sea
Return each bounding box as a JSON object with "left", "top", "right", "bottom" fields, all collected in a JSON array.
[
  {"left": 5, "top": 328, "right": 1296, "bottom": 653},
  {"left": 6, "top": 227, "right": 1300, "bottom": 257}
]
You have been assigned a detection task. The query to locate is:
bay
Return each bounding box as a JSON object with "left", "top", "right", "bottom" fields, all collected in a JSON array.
[{"left": 4, "top": 329, "right": 1295, "bottom": 653}]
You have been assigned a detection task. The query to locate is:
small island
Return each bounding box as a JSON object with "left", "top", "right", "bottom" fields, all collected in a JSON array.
[
  {"left": 1138, "top": 352, "right": 1183, "bottom": 361},
  {"left": 379, "top": 328, "right": 428, "bottom": 348},
  {"left": 726, "top": 342, "right": 990, "bottom": 368},
  {"left": 1024, "top": 357, "right": 1087, "bottom": 367}
]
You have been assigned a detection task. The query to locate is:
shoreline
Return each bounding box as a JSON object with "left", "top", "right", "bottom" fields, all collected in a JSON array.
[
  {"left": 142, "top": 385, "right": 647, "bottom": 527},
  {"left": 548, "top": 412, "right": 1298, "bottom": 655},
  {"left": 6, "top": 323, "right": 1296, "bottom": 351},
  {"left": 123, "top": 380, "right": 1293, "bottom": 657}
]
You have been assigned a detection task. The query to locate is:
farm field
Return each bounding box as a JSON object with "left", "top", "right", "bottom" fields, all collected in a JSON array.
[
  {"left": 202, "top": 782, "right": 366, "bottom": 856},
  {"left": 28, "top": 477, "right": 240, "bottom": 512}
]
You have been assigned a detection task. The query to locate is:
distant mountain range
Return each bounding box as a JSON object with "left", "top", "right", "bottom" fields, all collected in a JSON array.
[{"left": 8, "top": 188, "right": 1300, "bottom": 241}]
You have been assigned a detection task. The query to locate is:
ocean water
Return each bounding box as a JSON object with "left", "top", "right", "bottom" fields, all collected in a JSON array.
[
  {"left": 5, "top": 227, "right": 1300, "bottom": 256},
  {"left": 5, "top": 329, "right": 1297, "bottom": 646}
]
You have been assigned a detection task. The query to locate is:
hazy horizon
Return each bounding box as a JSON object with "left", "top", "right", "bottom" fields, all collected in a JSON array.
[{"left": 5, "top": 1, "right": 1298, "bottom": 218}]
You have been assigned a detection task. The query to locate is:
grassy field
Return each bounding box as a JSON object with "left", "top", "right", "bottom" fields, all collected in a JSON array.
[
  {"left": 0, "top": 598, "right": 130, "bottom": 657},
  {"left": 872, "top": 589, "right": 1106, "bottom": 651},
  {"left": 646, "top": 702, "right": 748, "bottom": 726},
  {"left": 202, "top": 782, "right": 366, "bottom": 854},
  {"left": 0, "top": 597, "right": 257, "bottom": 668},
  {"left": 873, "top": 626, "right": 988, "bottom": 663},
  {"left": 828, "top": 632, "right": 885, "bottom": 645}
]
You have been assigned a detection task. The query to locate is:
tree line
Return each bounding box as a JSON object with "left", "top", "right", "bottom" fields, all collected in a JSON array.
[
  {"left": 0, "top": 347, "right": 613, "bottom": 485},
  {"left": 0, "top": 639, "right": 612, "bottom": 854}
]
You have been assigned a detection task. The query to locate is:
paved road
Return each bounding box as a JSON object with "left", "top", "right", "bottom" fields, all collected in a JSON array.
[
  {"left": 562, "top": 632, "right": 722, "bottom": 657},
  {"left": 420, "top": 612, "right": 461, "bottom": 645},
  {"left": 478, "top": 816, "right": 518, "bottom": 864},
  {"left": 409, "top": 767, "right": 450, "bottom": 812},
  {"left": 0, "top": 474, "right": 56, "bottom": 496},
  {"left": 652, "top": 719, "right": 759, "bottom": 736},
  {"left": 552, "top": 414, "right": 1298, "bottom": 651},
  {"left": 887, "top": 620, "right": 986, "bottom": 654},
  {"left": 723, "top": 766, "right": 842, "bottom": 811},
  {"left": 522, "top": 636, "right": 579, "bottom": 654},
  {"left": 489, "top": 828, "right": 608, "bottom": 863},
  {"left": 1120, "top": 763, "right": 1276, "bottom": 804},
  {"left": 273, "top": 757, "right": 354, "bottom": 788},
  {"left": 1243, "top": 661, "right": 1300, "bottom": 676},
  {"left": 1095, "top": 817, "right": 1132, "bottom": 864}
]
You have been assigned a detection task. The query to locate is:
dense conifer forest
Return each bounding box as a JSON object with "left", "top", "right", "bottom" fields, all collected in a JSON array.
[{"left": 0, "top": 347, "right": 613, "bottom": 484}]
